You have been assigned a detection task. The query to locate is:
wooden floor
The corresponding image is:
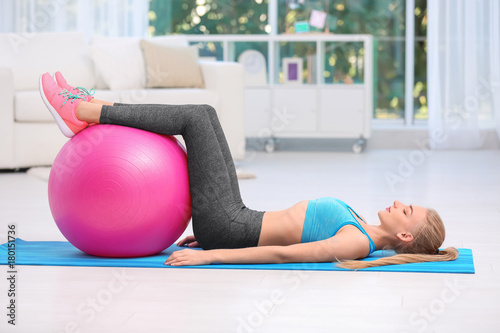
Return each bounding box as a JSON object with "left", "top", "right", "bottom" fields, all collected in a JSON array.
[{"left": 0, "top": 149, "right": 499, "bottom": 333}]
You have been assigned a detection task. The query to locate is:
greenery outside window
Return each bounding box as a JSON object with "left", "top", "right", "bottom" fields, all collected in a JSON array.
[{"left": 148, "top": 0, "right": 427, "bottom": 122}]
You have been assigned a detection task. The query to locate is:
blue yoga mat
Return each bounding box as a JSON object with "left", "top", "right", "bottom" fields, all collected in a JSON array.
[{"left": 0, "top": 238, "right": 474, "bottom": 274}]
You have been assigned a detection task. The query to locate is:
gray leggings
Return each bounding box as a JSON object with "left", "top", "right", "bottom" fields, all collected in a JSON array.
[{"left": 100, "top": 103, "right": 265, "bottom": 250}]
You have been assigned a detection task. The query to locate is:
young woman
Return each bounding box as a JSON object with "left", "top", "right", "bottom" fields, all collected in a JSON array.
[{"left": 39, "top": 71, "right": 459, "bottom": 269}]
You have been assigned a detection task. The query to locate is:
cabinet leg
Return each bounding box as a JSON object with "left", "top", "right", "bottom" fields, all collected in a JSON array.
[
  {"left": 352, "top": 138, "right": 367, "bottom": 154},
  {"left": 265, "top": 138, "right": 277, "bottom": 153}
]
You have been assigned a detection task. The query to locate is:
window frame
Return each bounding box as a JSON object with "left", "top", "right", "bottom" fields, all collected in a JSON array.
[{"left": 268, "top": 0, "right": 425, "bottom": 127}]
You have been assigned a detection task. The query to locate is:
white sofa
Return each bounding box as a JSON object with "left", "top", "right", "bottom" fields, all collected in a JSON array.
[{"left": 0, "top": 31, "right": 246, "bottom": 169}]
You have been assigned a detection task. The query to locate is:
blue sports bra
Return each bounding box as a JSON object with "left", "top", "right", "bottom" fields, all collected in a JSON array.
[{"left": 300, "top": 197, "right": 376, "bottom": 254}]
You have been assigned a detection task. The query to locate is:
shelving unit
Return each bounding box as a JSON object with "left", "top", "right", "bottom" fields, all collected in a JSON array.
[{"left": 185, "top": 34, "right": 373, "bottom": 153}]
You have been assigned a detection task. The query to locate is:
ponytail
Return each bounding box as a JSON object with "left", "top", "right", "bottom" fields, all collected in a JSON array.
[
  {"left": 336, "top": 247, "right": 459, "bottom": 270},
  {"left": 336, "top": 208, "right": 459, "bottom": 270}
]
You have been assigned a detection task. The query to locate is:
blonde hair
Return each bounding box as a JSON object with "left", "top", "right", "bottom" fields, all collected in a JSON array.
[{"left": 337, "top": 208, "right": 459, "bottom": 269}]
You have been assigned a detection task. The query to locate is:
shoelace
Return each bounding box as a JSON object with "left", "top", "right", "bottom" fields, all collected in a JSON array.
[
  {"left": 75, "top": 86, "right": 95, "bottom": 99},
  {"left": 58, "top": 89, "right": 86, "bottom": 107}
]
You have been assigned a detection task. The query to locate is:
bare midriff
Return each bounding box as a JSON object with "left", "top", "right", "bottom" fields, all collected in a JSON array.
[
  {"left": 257, "top": 200, "right": 309, "bottom": 246},
  {"left": 256, "top": 199, "right": 368, "bottom": 247}
]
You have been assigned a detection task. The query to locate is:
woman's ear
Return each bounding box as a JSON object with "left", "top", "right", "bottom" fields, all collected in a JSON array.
[{"left": 396, "top": 232, "right": 414, "bottom": 243}]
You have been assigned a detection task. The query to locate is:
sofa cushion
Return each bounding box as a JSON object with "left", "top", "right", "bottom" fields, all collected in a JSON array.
[
  {"left": 15, "top": 91, "right": 57, "bottom": 122},
  {"left": 92, "top": 35, "right": 189, "bottom": 47},
  {"left": 147, "top": 35, "right": 189, "bottom": 47},
  {"left": 0, "top": 31, "right": 94, "bottom": 91},
  {"left": 140, "top": 40, "right": 204, "bottom": 89},
  {"left": 85, "top": 88, "right": 218, "bottom": 107},
  {"left": 14, "top": 89, "right": 219, "bottom": 122},
  {"left": 90, "top": 39, "right": 146, "bottom": 90},
  {"left": 90, "top": 35, "right": 189, "bottom": 89},
  {"left": 116, "top": 88, "right": 219, "bottom": 106}
]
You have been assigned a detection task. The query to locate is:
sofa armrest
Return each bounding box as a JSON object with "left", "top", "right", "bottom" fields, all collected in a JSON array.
[
  {"left": 0, "top": 67, "right": 14, "bottom": 169},
  {"left": 200, "top": 61, "right": 246, "bottom": 161}
]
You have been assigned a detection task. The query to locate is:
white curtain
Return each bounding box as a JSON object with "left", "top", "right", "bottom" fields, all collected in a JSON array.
[
  {"left": 0, "top": 0, "right": 149, "bottom": 39},
  {"left": 428, "top": 0, "right": 500, "bottom": 149}
]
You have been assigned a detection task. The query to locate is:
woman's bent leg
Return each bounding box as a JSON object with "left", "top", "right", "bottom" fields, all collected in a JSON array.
[
  {"left": 99, "top": 103, "right": 264, "bottom": 250},
  {"left": 112, "top": 103, "right": 243, "bottom": 203}
]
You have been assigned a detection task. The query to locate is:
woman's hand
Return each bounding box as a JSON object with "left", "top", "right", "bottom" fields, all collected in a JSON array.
[
  {"left": 176, "top": 235, "right": 199, "bottom": 248},
  {"left": 164, "top": 249, "right": 213, "bottom": 266}
]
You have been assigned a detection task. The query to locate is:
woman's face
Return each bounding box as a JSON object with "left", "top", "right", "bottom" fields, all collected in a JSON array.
[{"left": 378, "top": 200, "right": 427, "bottom": 241}]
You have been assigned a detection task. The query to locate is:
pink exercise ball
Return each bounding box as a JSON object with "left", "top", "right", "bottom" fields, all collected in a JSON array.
[{"left": 48, "top": 124, "right": 192, "bottom": 258}]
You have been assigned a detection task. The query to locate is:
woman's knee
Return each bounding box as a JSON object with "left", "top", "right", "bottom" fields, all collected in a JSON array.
[
  {"left": 185, "top": 104, "right": 211, "bottom": 126},
  {"left": 200, "top": 104, "right": 219, "bottom": 120}
]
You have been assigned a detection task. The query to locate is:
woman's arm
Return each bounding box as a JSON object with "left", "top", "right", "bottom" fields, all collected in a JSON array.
[
  {"left": 164, "top": 245, "right": 285, "bottom": 266},
  {"left": 211, "top": 246, "right": 285, "bottom": 264},
  {"left": 279, "top": 233, "right": 370, "bottom": 263},
  {"left": 210, "top": 232, "right": 369, "bottom": 264},
  {"left": 165, "top": 232, "right": 369, "bottom": 266}
]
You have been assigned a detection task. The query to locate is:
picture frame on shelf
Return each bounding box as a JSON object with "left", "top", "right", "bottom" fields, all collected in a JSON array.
[{"left": 282, "top": 57, "right": 303, "bottom": 85}]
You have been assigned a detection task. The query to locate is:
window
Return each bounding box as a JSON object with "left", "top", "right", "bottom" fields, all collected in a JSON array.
[
  {"left": 414, "top": 0, "right": 427, "bottom": 120},
  {"left": 148, "top": 0, "right": 269, "bottom": 35},
  {"left": 148, "top": 0, "right": 427, "bottom": 122}
]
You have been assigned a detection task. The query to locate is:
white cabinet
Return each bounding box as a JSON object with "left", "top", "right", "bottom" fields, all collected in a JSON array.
[
  {"left": 318, "top": 87, "right": 365, "bottom": 136},
  {"left": 273, "top": 87, "right": 317, "bottom": 134},
  {"left": 244, "top": 85, "right": 370, "bottom": 142},
  {"left": 184, "top": 34, "right": 373, "bottom": 152},
  {"left": 245, "top": 87, "right": 318, "bottom": 138},
  {"left": 241, "top": 36, "right": 372, "bottom": 152},
  {"left": 244, "top": 88, "right": 270, "bottom": 137}
]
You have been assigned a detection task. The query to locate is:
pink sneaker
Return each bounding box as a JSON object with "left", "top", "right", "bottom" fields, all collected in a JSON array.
[
  {"left": 39, "top": 72, "right": 88, "bottom": 138},
  {"left": 54, "top": 71, "right": 95, "bottom": 102}
]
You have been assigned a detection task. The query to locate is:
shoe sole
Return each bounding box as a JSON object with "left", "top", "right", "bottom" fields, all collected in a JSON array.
[{"left": 39, "top": 74, "right": 75, "bottom": 138}]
